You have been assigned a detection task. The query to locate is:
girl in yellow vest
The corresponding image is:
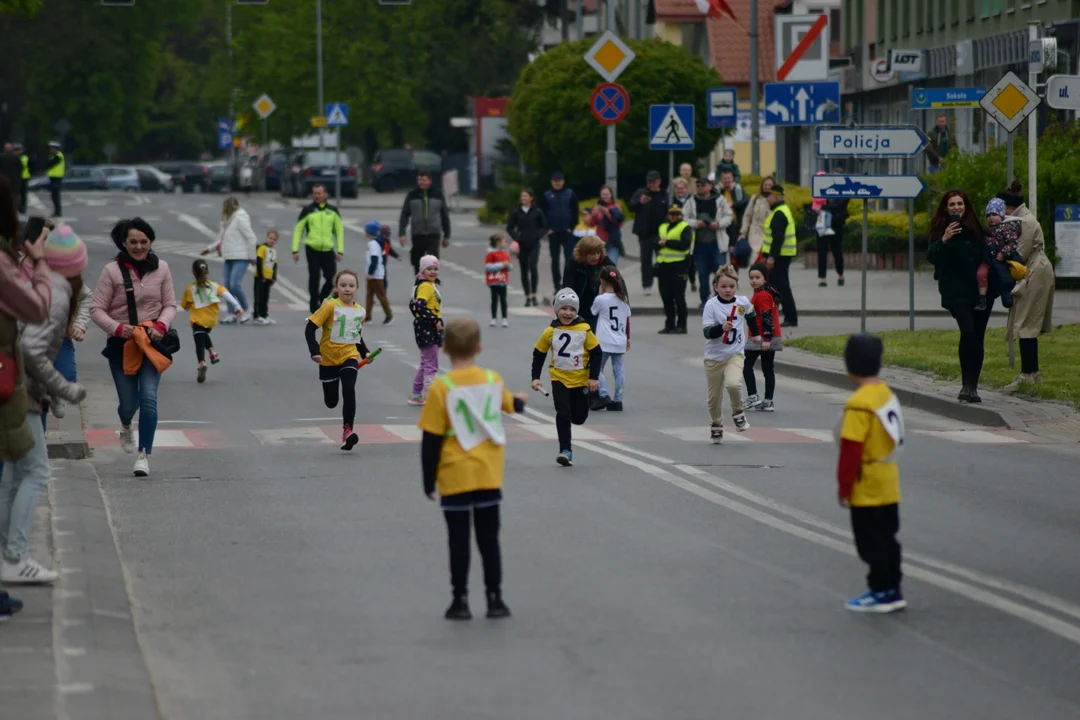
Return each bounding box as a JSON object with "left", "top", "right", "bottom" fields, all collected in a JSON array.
[{"left": 180, "top": 259, "right": 242, "bottom": 384}]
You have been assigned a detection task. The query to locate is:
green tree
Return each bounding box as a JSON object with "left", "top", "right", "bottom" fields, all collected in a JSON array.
[
  {"left": 507, "top": 37, "right": 728, "bottom": 197},
  {"left": 0, "top": 0, "right": 41, "bottom": 18}
]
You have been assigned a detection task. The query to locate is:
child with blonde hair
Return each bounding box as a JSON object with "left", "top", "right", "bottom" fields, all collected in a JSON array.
[{"left": 701, "top": 265, "right": 760, "bottom": 444}]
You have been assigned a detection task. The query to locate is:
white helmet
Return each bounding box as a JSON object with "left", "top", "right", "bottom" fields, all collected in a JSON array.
[{"left": 552, "top": 288, "right": 580, "bottom": 313}]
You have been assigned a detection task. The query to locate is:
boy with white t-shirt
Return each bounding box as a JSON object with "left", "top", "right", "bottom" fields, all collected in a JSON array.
[
  {"left": 589, "top": 265, "right": 631, "bottom": 411},
  {"left": 364, "top": 221, "right": 393, "bottom": 325},
  {"left": 702, "top": 265, "right": 760, "bottom": 444}
]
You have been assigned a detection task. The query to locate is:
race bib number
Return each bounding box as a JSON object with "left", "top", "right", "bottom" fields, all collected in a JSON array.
[
  {"left": 446, "top": 383, "right": 506, "bottom": 452},
  {"left": 191, "top": 284, "right": 219, "bottom": 310},
  {"left": 873, "top": 394, "right": 905, "bottom": 459},
  {"left": 329, "top": 306, "right": 364, "bottom": 344},
  {"left": 552, "top": 330, "right": 586, "bottom": 370},
  {"left": 265, "top": 248, "right": 277, "bottom": 265}
]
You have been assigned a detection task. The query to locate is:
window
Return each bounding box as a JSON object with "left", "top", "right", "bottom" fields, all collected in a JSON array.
[
  {"left": 877, "top": 0, "right": 886, "bottom": 44},
  {"left": 902, "top": 0, "right": 910, "bottom": 36},
  {"left": 981, "top": 0, "right": 1002, "bottom": 16}
]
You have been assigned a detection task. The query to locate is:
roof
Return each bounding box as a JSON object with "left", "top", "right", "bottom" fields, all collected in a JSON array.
[{"left": 652, "top": 0, "right": 709, "bottom": 23}]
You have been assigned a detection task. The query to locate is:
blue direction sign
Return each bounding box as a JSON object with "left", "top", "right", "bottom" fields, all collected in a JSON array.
[
  {"left": 812, "top": 174, "right": 926, "bottom": 200},
  {"left": 764, "top": 81, "right": 840, "bottom": 126},
  {"left": 817, "top": 126, "right": 929, "bottom": 158},
  {"left": 911, "top": 88, "right": 985, "bottom": 109},
  {"left": 325, "top": 103, "right": 349, "bottom": 127},
  {"left": 707, "top": 87, "right": 737, "bottom": 129},
  {"left": 216, "top": 118, "right": 232, "bottom": 150},
  {"left": 649, "top": 104, "right": 694, "bottom": 150}
]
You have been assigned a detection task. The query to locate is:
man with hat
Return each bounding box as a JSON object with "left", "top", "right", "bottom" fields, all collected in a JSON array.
[
  {"left": 541, "top": 171, "right": 579, "bottom": 296},
  {"left": 629, "top": 170, "right": 670, "bottom": 296},
  {"left": 655, "top": 203, "right": 694, "bottom": 334},
  {"left": 762, "top": 184, "right": 798, "bottom": 327},
  {"left": 46, "top": 142, "right": 65, "bottom": 218}
]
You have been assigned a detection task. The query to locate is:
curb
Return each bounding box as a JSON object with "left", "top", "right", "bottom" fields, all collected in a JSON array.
[{"left": 46, "top": 402, "right": 90, "bottom": 460}]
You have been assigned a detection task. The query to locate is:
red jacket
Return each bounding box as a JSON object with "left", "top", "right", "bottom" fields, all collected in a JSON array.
[
  {"left": 750, "top": 285, "right": 782, "bottom": 341},
  {"left": 485, "top": 250, "right": 511, "bottom": 285}
]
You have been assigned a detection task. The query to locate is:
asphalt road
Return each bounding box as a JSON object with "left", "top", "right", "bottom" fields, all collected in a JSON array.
[{"left": 40, "top": 189, "right": 1080, "bottom": 719}]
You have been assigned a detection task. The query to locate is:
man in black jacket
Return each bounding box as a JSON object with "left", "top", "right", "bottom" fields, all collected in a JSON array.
[
  {"left": 541, "top": 171, "right": 579, "bottom": 294},
  {"left": 628, "top": 170, "right": 669, "bottom": 296},
  {"left": 399, "top": 170, "right": 451, "bottom": 274},
  {"left": 820, "top": 165, "right": 849, "bottom": 287}
]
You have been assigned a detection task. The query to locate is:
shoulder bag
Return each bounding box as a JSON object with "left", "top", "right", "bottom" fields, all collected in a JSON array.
[{"left": 118, "top": 262, "right": 181, "bottom": 358}]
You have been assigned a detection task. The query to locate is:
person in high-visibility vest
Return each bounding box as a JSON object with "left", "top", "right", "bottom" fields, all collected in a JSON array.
[
  {"left": 46, "top": 141, "right": 65, "bottom": 218},
  {"left": 16, "top": 143, "right": 30, "bottom": 215},
  {"left": 762, "top": 184, "right": 798, "bottom": 328},
  {"left": 655, "top": 204, "right": 694, "bottom": 334}
]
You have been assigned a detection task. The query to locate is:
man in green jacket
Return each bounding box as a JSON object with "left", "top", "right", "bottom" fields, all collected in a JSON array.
[{"left": 292, "top": 183, "right": 345, "bottom": 312}]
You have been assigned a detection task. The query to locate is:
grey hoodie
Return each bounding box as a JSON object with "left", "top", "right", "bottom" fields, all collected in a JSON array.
[{"left": 689, "top": 190, "right": 734, "bottom": 245}]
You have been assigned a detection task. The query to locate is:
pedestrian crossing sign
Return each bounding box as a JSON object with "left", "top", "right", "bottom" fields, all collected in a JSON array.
[
  {"left": 325, "top": 103, "right": 349, "bottom": 127},
  {"left": 649, "top": 104, "right": 695, "bottom": 150}
]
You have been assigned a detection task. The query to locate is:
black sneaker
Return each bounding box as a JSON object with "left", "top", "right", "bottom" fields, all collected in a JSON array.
[
  {"left": 445, "top": 595, "right": 472, "bottom": 620},
  {"left": 974, "top": 297, "right": 987, "bottom": 311},
  {"left": 590, "top": 393, "right": 611, "bottom": 411},
  {"left": 837, "top": 277, "right": 845, "bottom": 286},
  {"left": 958, "top": 386, "right": 972, "bottom": 402},
  {"left": 0, "top": 590, "right": 23, "bottom": 617},
  {"left": 382, "top": 317, "right": 394, "bottom": 326},
  {"left": 968, "top": 389, "right": 982, "bottom": 404},
  {"left": 672, "top": 327, "right": 688, "bottom": 334},
  {"left": 818, "top": 280, "right": 827, "bottom": 287},
  {"left": 658, "top": 327, "right": 673, "bottom": 334},
  {"left": 485, "top": 591, "right": 511, "bottom": 619},
  {"left": 605, "top": 401, "right": 623, "bottom": 411}
]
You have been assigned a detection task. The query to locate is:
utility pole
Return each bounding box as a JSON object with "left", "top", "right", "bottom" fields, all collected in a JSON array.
[
  {"left": 317, "top": 0, "right": 325, "bottom": 153},
  {"left": 227, "top": 0, "right": 235, "bottom": 168},
  {"left": 749, "top": 0, "right": 759, "bottom": 175},
  {"left": 1028, "top": 21, "right": 1039, "bottom": 215}
]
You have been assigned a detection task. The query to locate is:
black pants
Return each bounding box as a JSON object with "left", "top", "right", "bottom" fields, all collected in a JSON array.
[
  {"left": 551, "top": 381, "right": 590, "bottom": 452},
  {"left": 49, "top": 177, "right": 62, "bottom": 216},
  {"left": 948, "top": 301, "right": 993, "bottom": 389},
  {"left": 817, "top": 232, "right": 844, "bottom": 279},
  {"left": 636, "top": 234, "right": 656, "bottom": 289},
  {"left": 769, "top": 256, "right": 798, "bottom": 325},
  {"left": 851, "top": 504, "right": 902, "bottom": 593},
  {"left": 305, "top": 246, "right": 337, "bottom": 313},
  {"left": 743, "top": 350, "right": 776, "bottom": 399},
  {"left": 548, "top": 230, "right": 574, "bottom": 290},
  {"left": 444, "top": 503, "right": 501, "bottom": 597},
  {"left": 519, "top": 241, "right": 540, "bottom": 297},
  {"left": 409, "top": 234, "right": 442, "bottom": 275},
  {"left": 192, "top": 324, "right": 214, "bottom": 363},
  {"left": 1019, "top": 337, "right": 1039, "bottom": 374},
  {"left": 320, "top": 360, "right": 358, "bottom": 426},
  {"left": 489, "top": 285, "right": 508, "bottom": 320},
  {"left": 18, "top": 178, "right": 28, "bottom": 215},
  {"left": 253, "top": 278, "right": 272, "bottom": 319},
  {"left": 656, "top": 262, "right": 688, "bottom": 330}
]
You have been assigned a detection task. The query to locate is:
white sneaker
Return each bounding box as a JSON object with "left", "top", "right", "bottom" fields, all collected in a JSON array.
[
  {"left": 745, "top": 394, "right": 761, "bottom": 409},
  {"left": 220, "top": 315, "right": 238, "bottom": 325},
  {"left": 239, "top": 313, "right": 253, "bottom": 325},
  {"left": 490, "top": 319, "right": 497, "bottom": 327},
  {"left": 1, "top": 557, "right": 59, "bottom": 585},
  {"left": 265, "top": 316, "right": 278, "bottom": 325},
  {"left": 733, "top": 412, "right": 750, "bottom": 431},
  {"left": 253, "top": 317, "right": 269, "bottom": 326},
  {"left": 133, "top": 451, "right": 149, "bottom": 478},
  {"left": 502, "top": 319, "right": 509, "bottom": 328},
  {"left": 118, "top": 426, "right": 135, "bottom": 454}
]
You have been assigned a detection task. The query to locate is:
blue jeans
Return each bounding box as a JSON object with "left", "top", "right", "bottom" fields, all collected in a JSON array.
[
  {"left": 694, "top": 243, "right": 727, "bottom": 305},
  {"left": 107, "top": 356, "right": 161, "bottom": 454},
  {"left": 0, "top": 412, "right": 51, "bottom": 562},
  {"left": 223, "top": 259, "right": 249, "bottom": 311},
  {"left": 598, "top": 352, "right": 625, "bottom": 402},
  {"left": 606, "top": 244, "right": 620, "bottom": 265}
]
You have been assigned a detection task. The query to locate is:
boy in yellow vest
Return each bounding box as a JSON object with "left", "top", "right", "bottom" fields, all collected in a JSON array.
[
  {"left": 836, "top": 333, "right": 906, "bottom": 613},
  {"left": 418, "top": 317, "right": 528, "bottom": 621}
]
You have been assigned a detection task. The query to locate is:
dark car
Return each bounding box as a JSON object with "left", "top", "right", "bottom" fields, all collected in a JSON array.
[
  {"left": 28, "top": 165, "right": 110, "bottom": 191},
  {"left": 157, "top": 162, "right": 212, "bottom": 193},
  {"left": 370, "top": 149, "right": 442, "bottom": 192},
  {"left": 281, "top": 150, "right": 358, "bottom": 199},
  {"left": 207, "top": 162, "right": 233, "bottom": 193},
  {"left": 262, "top": 150, "right": 289, "bottom": 192},
  {"left": 279, "top": 152, "right": 305, "bottom": 198},
  {"left": 135, "top": 166, "right": 175, "bottom": 193}
]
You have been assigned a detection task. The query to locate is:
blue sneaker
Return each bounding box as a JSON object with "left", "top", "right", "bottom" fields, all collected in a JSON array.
[
  {"left": 557, "top": 450, "right": 573, "bottom": 467},
  {"left": 0, "top": 590, "right": 24, "bottom": 618},
  {"left": 845, "top": 590, "right": 904, "bottom": 613}
]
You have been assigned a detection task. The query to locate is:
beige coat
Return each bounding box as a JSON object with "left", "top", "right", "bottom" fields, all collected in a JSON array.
[
  {"left": 1006, "top": 204, "right": 1055, "bottom": 341},
  {"left": 740, "top": 193, "right": 771, "bottom": 259}
]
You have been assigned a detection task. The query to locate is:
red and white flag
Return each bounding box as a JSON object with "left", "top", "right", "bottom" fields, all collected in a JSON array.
[{"left": 693, "top": 0, "right": 737, "bottom": 21}]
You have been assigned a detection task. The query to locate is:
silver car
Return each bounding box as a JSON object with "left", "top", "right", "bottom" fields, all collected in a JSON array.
[
  {"left": 135, "top": 165, "right": 175, "bottom": 193},
  {"left": 97, "top": 165, "right": 142, "bottom": 192}
]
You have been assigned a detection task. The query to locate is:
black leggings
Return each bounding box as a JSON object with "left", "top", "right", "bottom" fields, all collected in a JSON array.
[
  {"left": 444, "top": 504, "right": 501, "bottom": 596},
  {"left": 192, "top": 324, "right": 214, "bottom": 363},
  {"left": 519, "top": 242, "right": 540, "bottom": 297},
  {"left": 948, "top": 302, "right": 993, "bottom": 389},
  {"left": 817, "top": 232, "right": 844, "bottom": 279},
  {"left": 1019, "top": 337, "right": 1039, "bottom": 374},
  {"left": 489, "top": 285, "right": 508, "bottom": 320},
  {"left": 743, "top": 350, "right": 776, "bottom": 399},
  {"left": 551, "top": 381, "right": 590, "bottom": 452},
  {"left": 321, "top": 361, "right": 358, "bottom": 426}
]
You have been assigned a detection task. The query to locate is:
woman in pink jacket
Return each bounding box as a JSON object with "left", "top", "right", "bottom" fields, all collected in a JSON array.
[{"left": 90, "top": 218, "right": 177, "bottom": 478}]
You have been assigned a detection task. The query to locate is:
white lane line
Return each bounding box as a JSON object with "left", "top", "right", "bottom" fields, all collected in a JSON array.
[{"left": 29, "top": 193, "right": 47, "bottom": 210}]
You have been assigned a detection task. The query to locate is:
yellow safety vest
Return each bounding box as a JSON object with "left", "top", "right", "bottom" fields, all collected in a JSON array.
[
  {"left": 656, "top": 220, "right": 690, "bottom": 264},
  {"left": 47, "top": 151, "right": 65, "bottom": 179},
  {"left": 762, "top": 203, "right": 797, "bottom": 257},
  {"left": 19, "top": 155, "right": 29, "bottom": 180}
]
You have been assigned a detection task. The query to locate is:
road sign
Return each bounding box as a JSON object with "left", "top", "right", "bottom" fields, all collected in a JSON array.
[
  {"left": 811, "top": 174, "right": 926, "bottom": 200},
  {"left": 980, "top": 72, "right": 1040, "bottom": 134},
  {"left": 706, "top": 87, "right": 737, "bottom": 129},
  {"left": 775, "top": 14, "right": 829, "bottom": 82},
  {"left": 912, "top": 88, "right": 985, "bottom": 109},
  {"left": 1054, "top": 205, "right": 1080, "bottom": 278},
  {"left": 649, "top": 104, "right": 694, "bottom": 150},
  {"left": 253, "top": 94, "right": 276, "bottom": 119},
  {"left": 326, "top": 103, "right": 349, "bottom": 127},
  {"left": 311, "top": 116, "right": 327, "bottom": 128},
  {"left": 584, "top": 30, "right": 635, "bottom": 83},
  {"left": 216, "top": 118, "right": 232, "bottom": 150},
  {"left": 590, "top": 83, "right": 630, "bottom": 125},
  {"left": 817, "top": 126, "right": 928, "bottom": 158},
  {"left": 763, "top": 81, "right": 840, "bottom": 126},
  {"left": 1047, "top": 75, "right": 1080, "bottom": 110}
]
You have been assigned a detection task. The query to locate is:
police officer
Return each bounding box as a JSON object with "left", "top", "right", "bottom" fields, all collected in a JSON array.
[
  {"left": 763, "top": 184, "right": 798, "bottom": 328},
  {"left": 16, "top": 144, "right": 29, "bottom": 215},
  {"left": 46, "top": 141, "right": 65, "bottom": 217},
  {"left": 655, "top": 204, "right": 694, "bottom": 335}
]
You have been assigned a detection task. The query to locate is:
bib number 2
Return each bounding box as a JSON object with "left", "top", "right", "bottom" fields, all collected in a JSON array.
[{"left": 554, "top": 331, "right": 585, "bottom": 369}]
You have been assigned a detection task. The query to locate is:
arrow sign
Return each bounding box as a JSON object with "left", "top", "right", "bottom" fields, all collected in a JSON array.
[
  {"left": 794, "top": 88, "right": 809, "bottom": 122},
  {"left": 1047, "top": 75, "right": 1080, "bottom": 110},
  {"left": 817, "top": 126, "right": 929, "bottom": 158},
  {"left": 812, "top": 174, "right": 926, "bottom": 200},
  {"left": 765, "top": 101, "right": 789, "bottom": 122}
]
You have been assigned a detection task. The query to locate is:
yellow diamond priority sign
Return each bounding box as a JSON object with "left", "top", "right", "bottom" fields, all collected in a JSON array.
[
  {"left": 980, "top": 71, "right": 1040, "bottom": 134},
  {"left": 585, "top": 31, "right": 635, "bottom": 83},
  {"left": 253, "top": 93, "right": 277, "bottom": 120}
]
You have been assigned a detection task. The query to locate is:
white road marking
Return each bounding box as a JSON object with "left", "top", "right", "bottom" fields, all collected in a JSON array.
[
  {"left": 29, "top": 193, "right": 47, "bottom": 210},
  {"left": 382, "top": 425, "right": 423, "bottom": 442},
  {"left": 659, "top": 427, "right": 752, "bottom": 442},
  {"left": 520, "top": 425, "right": 612, "bottom": 441},
  {"left": 149, "top": 430, "right": 195, "bottom": 448},
  {"left": 58, "top": 683, "right": 95, "bottom": 695},
  {"left": 251, "top": 427, "right": 334, "bottom": 445},
  {"left": 786, "top": 428, "right": 835, "bottom": 442},
  {"left": 915, "top": 430, "right": 1028, "bottom": 444}
]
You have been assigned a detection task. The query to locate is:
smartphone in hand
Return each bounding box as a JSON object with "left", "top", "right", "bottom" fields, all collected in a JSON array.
[{"left": 22, "top": 216, "right": 46, "bottom": 245}]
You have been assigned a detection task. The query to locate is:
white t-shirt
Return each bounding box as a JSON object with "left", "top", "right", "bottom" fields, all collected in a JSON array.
[
  {"left": 366, "top": 239, "right": 385, "bottom": 280},
  {"left": 590, "top": 292, "right": 631, "bottom": 353},
  {"left": 702, "top": 295, "right": 755, "bottom": 361}
]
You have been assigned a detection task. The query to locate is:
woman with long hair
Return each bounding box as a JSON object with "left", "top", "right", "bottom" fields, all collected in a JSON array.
[
  {"left": 203, "top": 195, "right": 257, "bottom": 324},
  {"left": 506, "top": 188, "right": 547, "bottom": 307},
  {"left": 738, "top": 175, "right": 775, "bottom": 265},
  {"left": 926, "top": 189, "right": 991, "bottom": 403},
  {"left": 587, "top": 185, "right": 625, "bottom": 264}
]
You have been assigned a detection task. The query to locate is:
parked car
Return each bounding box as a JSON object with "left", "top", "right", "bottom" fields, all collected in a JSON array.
[
  {"left": 290, "top": 150, "right": 359, "bottom": 198},
  {"left": 27, "top": 165, "right": 110, "bottom": 191},
  {"left": 370, "top": 149, "right": 442, "bottom": 192},
  {"left": 207, "top": 162, "right": 233, "bottom": 193},
  {"left": 134, "top": 165, "right": 175, "bottom": 193},
  {"left": 279, "top": 151, "right": 304, "bottom": 198},
  {"left": 156, "top": 162, "right": 212, "bottom": 193},
  {"left": 262, "top": 150, "right": 289, "bottom": 192},
  {"left": 97, "top": 165, "right": 141, "bottom": 192}
]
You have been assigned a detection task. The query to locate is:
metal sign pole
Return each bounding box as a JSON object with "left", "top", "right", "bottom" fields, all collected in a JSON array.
[
  {"left": 668, "top": 150, "right": 674, "bottom": 203},
  {"left": 606, "top": 124, "right": 617, "bottom": 197},
  {"left": 1007, "top": 129, "right": 1016, "bottom": 367},
  {"left": 861, "top": 197, "right": 869, "bottom": 333},
  {"left": 335, "top": 131, "right": 342, "bottom": 201},
  {"left": 907, "top": 159, "right": 915, "bottom": 331}
]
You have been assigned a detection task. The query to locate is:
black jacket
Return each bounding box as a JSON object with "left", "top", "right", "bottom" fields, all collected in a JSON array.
[
  {"left": 562, "top": 255, "right": 613, "bottom": 329},
  {"left": 927, "top": 225, "right": 987, "bottom": 310},
  {"left": 629, "top": 186, "right": 669, "bottom": 238},
  {"left": 824, "top": 197, "right": 850, "bottom": 233},
  {"left": 507, "top": 205, "right": 548, "bottom": 248}
]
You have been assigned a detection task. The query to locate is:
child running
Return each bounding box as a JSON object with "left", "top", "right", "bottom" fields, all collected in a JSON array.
[
  {"left": 531, "top": 289, "right": 601, "bottom": 466},
  {"left": 408, "top": 255, "right": 443, "bottom": 406},
  {"left": 836, "top": 333, "right": 906, "bottom": 613},
  {"left": 743, "top": 262, "right": 783, "bottom": 412},
  {"left": 485, "top": 233, "right": 512, "bottom": 328},
  {"left": 253, "top": 230, "right": 278, "bottom": 325},
  {"left": 702, "top": 264, "right": 759, "bottom": 444},
  {"left": 304, "top": 268, "right": 372, "bottom": 451},
  {"left": 180, "top": 258, "right": 243, "bottom": 384},
  {"left": 418, "top": 317, "right": 528, "bottom": 620},
  {"left": 364, "top": 221, "right": 393, "bottom": 325},
  {"left": 589, "top": 265, "right": 631, "bottom": 411}
]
